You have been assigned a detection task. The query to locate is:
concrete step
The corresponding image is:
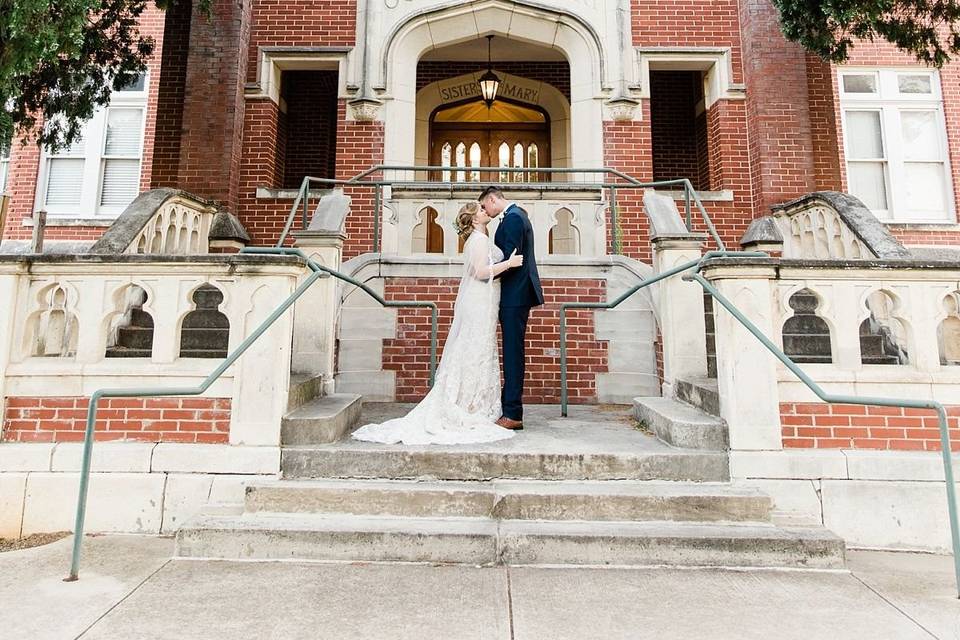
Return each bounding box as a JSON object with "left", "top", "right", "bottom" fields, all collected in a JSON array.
[
  {"left": 282, "top": 445, "right": 728, "bottom": 482},
  {"left": 281, "top": 404, "right": 729, "bottom": 482},
  {"left": 675, "top": 377, "right": 721, "bottom": 417},
  {"left": 286, "top": 374, "right": 325, "bottom": 412},
  {"left": 281, "top": 394, "right": 363, "bottom": 445},
  {"left": 244, "top": 479, "right": 773, "bottom": 523},
  {"left": 175, "top": 513, "right": 844, "bottom": 569},
  {"left": 633, "top": 397, "right": 728, "bottom": 450}
]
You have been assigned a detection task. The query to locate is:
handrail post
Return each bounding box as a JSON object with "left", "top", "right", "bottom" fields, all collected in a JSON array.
[
  {"left": 609, "top": 185, "right": 620, "bottom": 255},
  {"left": 65, "top": 390, "right": 104, "bottom": 581},
  {"left": 560, "top": 308, "right": 568, "bottom": 417},
  {"left": 374, "top": 183, "right": 381, "bottom": 254},
  {"left": 302, "top": 182, "right": 309, "bottom": 230},
  {"left": 684, "top": 181, "right": 692, "bottom": 231}
]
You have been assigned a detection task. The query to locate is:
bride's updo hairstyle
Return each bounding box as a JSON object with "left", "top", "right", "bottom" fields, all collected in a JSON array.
[{"left": 455, "top": 202, "right": 479, "bottom": 241}]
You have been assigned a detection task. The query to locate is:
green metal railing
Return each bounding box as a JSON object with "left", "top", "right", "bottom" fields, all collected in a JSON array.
[
  {"left": 559, "top": 252, "right": 960, "bottom": 597},
  {"left": 64, "top": 248, "right": 437, "bottom": 582},
  {"left": 275, "top": 166, "right": 724, "bottom": 254}
]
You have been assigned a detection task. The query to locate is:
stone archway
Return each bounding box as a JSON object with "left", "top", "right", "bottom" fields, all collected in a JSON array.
[
  {"left": 379, "top": 0, "right": 606, "bottom": 169},
  {"left": 415, "top": 71, "right": 572, "bottom": 169}
]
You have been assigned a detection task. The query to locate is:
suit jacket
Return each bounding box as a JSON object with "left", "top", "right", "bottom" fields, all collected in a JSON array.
[{"left": 494, "top": 204, "right": 544, "bottom": 308}]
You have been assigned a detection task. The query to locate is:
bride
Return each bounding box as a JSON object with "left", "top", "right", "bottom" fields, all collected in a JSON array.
[{"left": 351, "top": 202, "right": 523, "bottom": 445}]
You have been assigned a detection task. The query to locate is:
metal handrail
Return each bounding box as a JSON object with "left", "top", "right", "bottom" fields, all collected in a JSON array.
[
  {"left": 559, "top": 251, "right": 960, "bottom": 597},
  {"left": 65, "top": 247, "right": 438, "bottom": 581},
  {"left": 275, "top": 166, "right": 724, "bottom": 253}
]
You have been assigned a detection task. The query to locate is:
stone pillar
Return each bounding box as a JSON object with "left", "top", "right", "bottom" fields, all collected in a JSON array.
[
  {"left": 0, "top": 269, "right": 19, "bottom": 432},
  {"left": 702, "top": 261, "right": 782, "bottom": 450},
  {"left": 652, "top": 234, "right": 708, "bottom": 398},
  {"left": 292, "top": 230, "right": 345, "bottom": 396}
]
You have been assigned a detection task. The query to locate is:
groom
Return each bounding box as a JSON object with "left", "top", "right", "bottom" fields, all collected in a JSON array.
[{"left": 479, "top": 186, "right": 544, "bottom": 430}]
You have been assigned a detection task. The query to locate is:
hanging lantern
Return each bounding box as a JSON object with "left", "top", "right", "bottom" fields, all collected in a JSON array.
[{"left": 478, "top": 35, "right": 500, "bottom": 108}]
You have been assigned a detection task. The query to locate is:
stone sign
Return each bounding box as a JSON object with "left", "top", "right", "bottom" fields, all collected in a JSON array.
[{"left": 436, "top": 74, "right": 541, "bottom": 106}]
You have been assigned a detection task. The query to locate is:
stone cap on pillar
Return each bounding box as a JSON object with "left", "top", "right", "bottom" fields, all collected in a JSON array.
[
  {"left": 739, "top": 216, "right": 783, "bottom": 252},
  {"left": 642, "top": 189, "right": 691, "bottom": 241},
  {"left": 650, "top": 232, "right": 709, "bottom": 251},
  {"left": 307, "top": 190, "right": 351, "bottom": 234}
]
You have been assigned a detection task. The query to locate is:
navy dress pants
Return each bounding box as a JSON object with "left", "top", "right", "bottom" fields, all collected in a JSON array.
[{"left": 499, "top": 305, "right": 531, "bottom": 421}]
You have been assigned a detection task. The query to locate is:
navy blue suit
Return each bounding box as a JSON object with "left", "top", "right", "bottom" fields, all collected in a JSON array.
[{"left": 494, "top": 204, "right": 544, "bottom": 421}]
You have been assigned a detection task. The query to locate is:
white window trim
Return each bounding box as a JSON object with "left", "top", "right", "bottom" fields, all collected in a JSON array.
[
  {"left": 839, "top": 68, "right": 956, "bottom": 224},
  {"left": 0, "top": 141, "right": 9, "bottom": 194},
  {"left": 34, "top": 73, "right": 149, "bottom": 219}
]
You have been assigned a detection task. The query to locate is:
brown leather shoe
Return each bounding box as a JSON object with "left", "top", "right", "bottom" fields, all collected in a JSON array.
[{"left": 496, "top": 416, "right": 524, "bottom": 430}]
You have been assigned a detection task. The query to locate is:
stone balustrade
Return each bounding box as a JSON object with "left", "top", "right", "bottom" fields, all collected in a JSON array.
[
  {"left": 380, "top": 189, "right": 608, "bottom": 258},
  {"left": 0, "top": 254, "right": 303, "bottom": 445}
]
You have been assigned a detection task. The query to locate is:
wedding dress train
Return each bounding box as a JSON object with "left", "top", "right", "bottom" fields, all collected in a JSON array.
[{"left": 351, "top": 231, "right": 514, "bottom": 445}]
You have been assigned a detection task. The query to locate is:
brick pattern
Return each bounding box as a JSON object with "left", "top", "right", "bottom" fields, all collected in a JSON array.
[
  {"left": 805, "top": 54, "right": 845, "bottom": 192},
  {"left": 246, "top": 0, "right": 356, "bottom": 84},
  {"left": 381, "top": 278, "right": 608, "bottom": 404},
  {"left": 175, "top": 0, "right": 253, "bottom": 210},
  {"left": 739, "top": 0, "right": 816, "bottom": 214},
  {"left": 2, "top": 397, "right": 230, "bottom": 443},
  {"left": 781, "top": 402, "right": 960, "bottom": 451},
  {"left": 633, "top": 0, "right": 743, "bottom": 84},
  {"left": 416, "top": 61, "right": 571, "bottom": 100},
  {"left": 149, "top": 0, "right": 191, "bottom": 189},
  {"left": 336, "top": 101, "right": 384, "bottom": 259}
]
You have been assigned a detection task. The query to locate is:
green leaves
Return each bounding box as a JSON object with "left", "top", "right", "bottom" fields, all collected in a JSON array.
[
  {"left": 0, "top": 0, "right": 203, "bottom": 151},
  {"left": 772, "top": 0, "right": 960, "bottom": 67}
]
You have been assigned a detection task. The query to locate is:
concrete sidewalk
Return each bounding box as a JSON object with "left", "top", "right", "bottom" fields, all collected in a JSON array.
[{"left": 2, "top": 536, "right": 959, "bottom": 640}]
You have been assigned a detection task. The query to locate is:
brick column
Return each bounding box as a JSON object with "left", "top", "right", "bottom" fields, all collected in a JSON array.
[
  {"left": 738, "top": 0, "right": 817, "bottom": 214},
  {"left": 174, "top": 0, "right": 253, "bottom": 210}
]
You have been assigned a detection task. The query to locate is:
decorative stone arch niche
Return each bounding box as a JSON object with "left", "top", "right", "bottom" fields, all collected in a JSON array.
[{"left": 379, "top": 1, "right": 606, "bottom": 168}]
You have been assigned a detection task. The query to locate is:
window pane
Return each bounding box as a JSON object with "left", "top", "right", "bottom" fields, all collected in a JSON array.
[
  {"left": 848, "top": 162, "right": 888, "bottom": 210},
  {"left": 842, "top": 74, "right": 877, "bottom": 94},
  {"left": 440, "top": 142, "right": 451, "bottom": 182},
  {"left": 455, "top": 142, "right": 465, "bottom": 182},
  {"left": 45, "top": 158, "right": 84, "bottom": 206},
  {"left": 904, "top": 162, "right": 946, "bottom": 214},
  {"left": 846, "top": 111, "right": 884, "bottom": 159},
  {"left": 100, "top": 159, "right": 140, "bottom": 206},
  {"left": 469, "top": 142, "right": 481, "bottom": 182},
  {"left": 116, "top": 73, "right": 146, "bottom": 92},
  {"left": 0, "top": 161, "right": 8, "bottom": 192},
  {"left": 898, "top": 74, "right": 932, "bottom": 94},
  {"left": 104, "top": 108, "right": 143, "bottom": 156},
  {"left": 900, "top": 110, "right": 940, "bottom": 160}
]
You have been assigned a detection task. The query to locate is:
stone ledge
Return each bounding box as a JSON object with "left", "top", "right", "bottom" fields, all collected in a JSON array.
[
  {"left": 0, "top": 443, "right": 55, "bottom": 472},
  {"left": 730, "top": 449, "right": 848, "bottom": 480},
  {"left": 50, "top": 442, "right": 156, "bottom": 473},
  {"left": 843, "top": 450, "right": 960, "bottom": 482},
  {"left": 151, "top": 444, "right": 280, "bottom": 474}
]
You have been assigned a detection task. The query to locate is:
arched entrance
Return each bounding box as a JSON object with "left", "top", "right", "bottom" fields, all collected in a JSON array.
[{"left": 430, "top": 99, "right": 550, "bottom": 182}]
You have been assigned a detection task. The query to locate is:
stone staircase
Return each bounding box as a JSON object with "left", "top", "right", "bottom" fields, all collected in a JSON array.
[{"left": 176, "top": 402, "right": 845, "bottom": 569}]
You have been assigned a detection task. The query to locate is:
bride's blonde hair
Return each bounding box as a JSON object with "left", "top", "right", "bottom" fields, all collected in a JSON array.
[{"left": 455, "top": 202, "right": 480, "bottom": 241}]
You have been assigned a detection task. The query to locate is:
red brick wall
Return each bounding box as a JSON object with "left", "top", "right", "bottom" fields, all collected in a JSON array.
[
  {"left": 738, "top": 0, "right": 817, "bottom": 215},
  {"left": 246, "top": 0, "right": 356, "bottom": 84},
  {"left": 781, "top": 403, "right": 960, "bottom": 451},
  {"left": 416, "top": 61, "right": 571, "bottom": 100},
  {"left": 150, "top": 0, "right": 192, "bottom": 190},
  {"left": 603, "top": 110, "right": 653, "bottom": 262},
  {"left": 175, "top": 0, "right": 253, "bottom": 210},
  {"left": 2, "top": 397, "right": 230, "bottom": 443},
  {"left": 633, "top": 0, "right": 743, "bottom": 84},
  {"left": 337, "top": 101, "right": 384, "bottom": 259},
  {"left": 382, "top": 278, "right": 607, "bottom": 403}
]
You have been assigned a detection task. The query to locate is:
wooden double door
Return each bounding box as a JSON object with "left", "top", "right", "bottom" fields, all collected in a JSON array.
[{"left": 430, "top": 123, "right": 550, "bottom": 183}]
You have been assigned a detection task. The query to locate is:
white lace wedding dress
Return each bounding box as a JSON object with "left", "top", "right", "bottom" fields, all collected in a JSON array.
[{"left": 351, "top": 231, "right": 514, "bottom": 445}]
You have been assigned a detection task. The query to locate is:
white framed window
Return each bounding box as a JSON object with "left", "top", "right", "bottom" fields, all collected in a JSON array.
[
  {"left": 37, "top": 74, "right": 147, "bottom": 218},
  {"left": 839, "top": 68, "right": 954, "bottom": 223},
  {"left": 0, "top": 135, "right": 10, "bottom": 193}
]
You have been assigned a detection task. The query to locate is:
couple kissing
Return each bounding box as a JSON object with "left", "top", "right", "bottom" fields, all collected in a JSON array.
[{"left": 352, "top": 186, "right": 544, "bottom": 445}]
